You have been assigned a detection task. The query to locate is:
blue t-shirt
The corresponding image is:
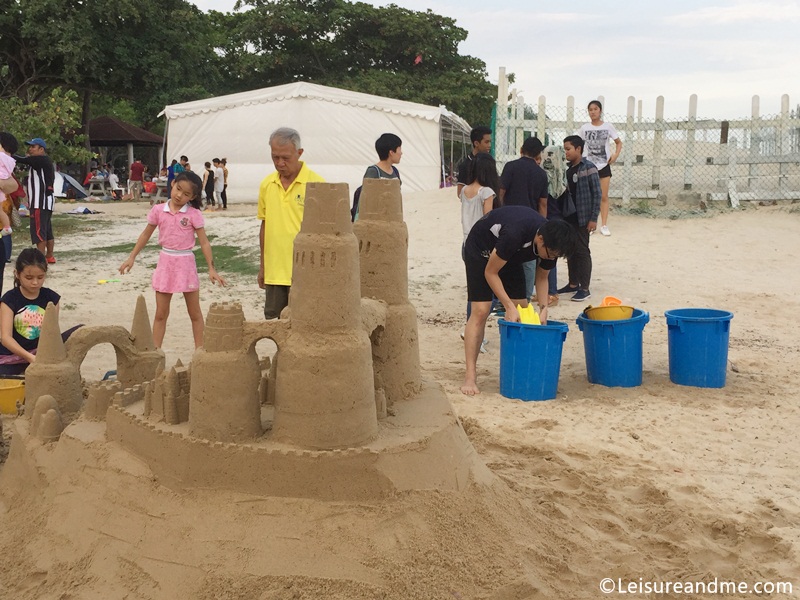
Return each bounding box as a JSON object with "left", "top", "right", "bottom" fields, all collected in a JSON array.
[{"left": 0, "top": 286, "right": 60, "bottom": 354}]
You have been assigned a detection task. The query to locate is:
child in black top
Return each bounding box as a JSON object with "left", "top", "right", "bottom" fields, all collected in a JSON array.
[{"left": 0, "top": 248, "right": 79, "bottom": 375}]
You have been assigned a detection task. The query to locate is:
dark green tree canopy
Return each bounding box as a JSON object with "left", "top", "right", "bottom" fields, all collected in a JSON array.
[
  {"left": 216, "top": 0, "right": 494, "bottom": 125},
  {"left": 1, "top": 0, "right": 494, "bottom": 133}
]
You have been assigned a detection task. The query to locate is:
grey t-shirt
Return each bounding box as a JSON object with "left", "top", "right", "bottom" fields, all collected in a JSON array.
[{"left": 363, "top": 164, "right": 400, "bottom": 181}]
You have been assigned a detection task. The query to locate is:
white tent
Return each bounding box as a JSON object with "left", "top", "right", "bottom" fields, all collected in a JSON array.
[{"left": 159, "top": 82, "right": 470, "bottom": 200}]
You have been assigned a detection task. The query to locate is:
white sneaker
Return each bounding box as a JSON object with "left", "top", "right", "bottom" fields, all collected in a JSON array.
[{"left": 600, "top": 225, "right": 611, "bottom": 236}]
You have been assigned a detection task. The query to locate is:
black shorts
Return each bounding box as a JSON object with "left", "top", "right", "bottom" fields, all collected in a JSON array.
[
  {"left": 30, "top": 208, "right": 54, "bottom": 244},
  {"left": 598, "top": 164, "right": 612, "bottom": 178},
  {"left": 264, "top": 284, "right": 290, "bottom": 319},
  {"left": 464, "top": 252, "right": 526, "bottom": 303}
]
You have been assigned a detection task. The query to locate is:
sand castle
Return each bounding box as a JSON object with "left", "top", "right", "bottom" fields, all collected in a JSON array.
[{"left": 3, "top": 179, "right": 490, "bottom": 501}]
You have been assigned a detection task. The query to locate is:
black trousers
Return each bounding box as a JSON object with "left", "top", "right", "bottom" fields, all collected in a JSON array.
[{"left": 566, "top": 217, "right": 592, "bottom": 290}]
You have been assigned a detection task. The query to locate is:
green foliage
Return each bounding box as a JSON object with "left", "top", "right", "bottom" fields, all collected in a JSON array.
[
  {"left": 1, "top": 0, "right": 497, "bottom": 131},
  {"left": 221, "top": 0, "right": 495, "bottom": 125},
  {"left": 1, "top": 0, "right": 223, "bottom": 128},
  {"left": 0, "top": 88, "right": 93, "bottom": 165}
]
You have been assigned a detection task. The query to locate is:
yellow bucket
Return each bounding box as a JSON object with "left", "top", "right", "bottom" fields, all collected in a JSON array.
[
  {"left": 583, "top": 305, "right": 635, "bottom": 321},
  {"left": 0, "top": 379, "right": 25, "bottom": 414}
]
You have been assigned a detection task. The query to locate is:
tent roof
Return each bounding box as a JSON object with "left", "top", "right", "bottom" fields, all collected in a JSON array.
[
  {"left": 159, "top": 82, "right": 470, "bottom": 134},
  {"left": 88, "top": 116, "right": 163, "bottom": 146}
]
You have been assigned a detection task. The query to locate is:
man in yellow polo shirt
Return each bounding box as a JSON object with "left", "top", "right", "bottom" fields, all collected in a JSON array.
[{"left": 258, "top": 127, "right": 325, "bottom": 319}]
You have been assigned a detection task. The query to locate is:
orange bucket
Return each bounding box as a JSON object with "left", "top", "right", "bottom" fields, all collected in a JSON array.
[{"left": 600, "top": 296, "right": 622, "bottom": 306}]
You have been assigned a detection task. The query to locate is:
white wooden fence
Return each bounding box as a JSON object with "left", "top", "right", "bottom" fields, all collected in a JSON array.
[{"left": 494, "top": 68, "right": 800, "bottom": 207}]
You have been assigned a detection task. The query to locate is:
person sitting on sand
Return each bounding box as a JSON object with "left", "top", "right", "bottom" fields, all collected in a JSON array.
[{"left": 0, "top": 249, "right": 81, "bottom": 375}]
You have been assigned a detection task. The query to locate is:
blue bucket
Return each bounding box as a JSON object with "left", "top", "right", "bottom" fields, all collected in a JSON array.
[
  {"left": 576, "top": 309, "right": 649, "bottom": 387},
  {"left": 665, "top": 308, "right": 733, "bottom": 388},
  {"left": 499, "top": 319, "right": 569, "bottom": 401}
]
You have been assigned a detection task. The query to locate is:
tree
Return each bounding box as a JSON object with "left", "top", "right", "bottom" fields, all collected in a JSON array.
[
  {"left": 0, "top": 0, "right": 223, "bottom": 127},
  {"left": 0, "top": 88, "right": 92, "bottom": 165},
  {"left": 220, "top": 0, "right": 495, "bottom": 126}
]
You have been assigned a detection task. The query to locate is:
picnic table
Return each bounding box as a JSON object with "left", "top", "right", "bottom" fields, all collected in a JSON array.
[
  {"left": 154, "top": 181, "right": 169, "bottom": 202},
  {"left": 87, "top": 177, "right": 111, "bottom": 197}
]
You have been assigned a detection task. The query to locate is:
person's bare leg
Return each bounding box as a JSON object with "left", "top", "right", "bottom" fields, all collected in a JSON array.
[
  {"left": 183, "top": 290, "right": 204, "bottom": 348},
  {"left": 36, "top": 241, "right": 46, "bottom": 254},
  {"left": 46, "top": 239, "right": 54, "bottom": 260},
  {"left": 153, "top": 291, "right": 172, "bottom": 348},
  {"left": 461, "top": 301, "right": 491, "bottom": 395},
  {"left": 600, "top": 176, "right": 610, "bottom": 227}
]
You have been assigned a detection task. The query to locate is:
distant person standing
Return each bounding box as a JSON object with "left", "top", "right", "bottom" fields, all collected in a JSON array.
[
  {"left": 257, "top": 127, "right": 324, "bottom": 319},
  {"left": 499, "top": 137, "right": 548, "bottom": 214},
  {"left": 167, "top": 159, "right": 178, "bottom": 192},
  {"left": 456, "top": 126, "right": 492, "bottom": 198},
  {"left": 14, "top": 138, "right": 56, "bottom": 264},
  {"left": 578, "top": 100, "right": 622, "bottom": 236},
  {"left": 212, "top": 158, "right": 225, "bottom": 211},
  {"left": 499, "top": 136, "right": 549, "bottom": 301},
  {"left": 128, "top": 157, "right": 145, "bottom": 202},
  {"left": 556, "top": 135, "right": 601, "bottom": 302},
  {"left": 202, "top": 161, "right": 215, "bottom": 208},
  {"left": 352, "top": 133, "right": 402, "bottom": 221},
  {"left": 220, "top": 158, "right": 229, "bottom": 210}
]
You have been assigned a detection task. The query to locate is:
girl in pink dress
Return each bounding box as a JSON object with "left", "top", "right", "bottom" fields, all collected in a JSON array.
[{"left": 119, "top": 171, "right": 226, "bottom": 349}]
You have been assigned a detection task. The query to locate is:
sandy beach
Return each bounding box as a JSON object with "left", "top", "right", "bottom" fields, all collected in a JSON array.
[{"left": 1, "top": 190, "right": 798, "bottom": 599}]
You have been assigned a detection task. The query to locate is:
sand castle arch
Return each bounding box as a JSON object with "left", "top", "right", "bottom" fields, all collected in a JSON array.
[{"left": 23, "top": 295, "right": 165, "bottom": 416}]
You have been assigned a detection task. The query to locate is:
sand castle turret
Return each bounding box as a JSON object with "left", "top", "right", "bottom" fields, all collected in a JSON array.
[
  {"left": 354, "top": 178, "right": 421, "bottom": 406},
  {"left": 119, "top": 295, "right": 165, "bottom": 387},
  {"left": 24, "top": 303, "right": 83, "bottom": 415},
  {"left": 189, "top": 302, "right": 262, "bottom": 442},
  {"left": 271, "top": 183, "right": 379, "bottom": 449},
  {"left": 29, "top": 395, "right": 64, "bottom": 442}
]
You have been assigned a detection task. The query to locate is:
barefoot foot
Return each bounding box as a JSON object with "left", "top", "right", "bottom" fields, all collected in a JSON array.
[{"left": 460, "top": 380, "right": 480, "bottom": 396}]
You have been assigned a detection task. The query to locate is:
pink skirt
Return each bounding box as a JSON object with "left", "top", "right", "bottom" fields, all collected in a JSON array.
[{"left": 152, "top": 251, "right": 200, "bottom": 294}]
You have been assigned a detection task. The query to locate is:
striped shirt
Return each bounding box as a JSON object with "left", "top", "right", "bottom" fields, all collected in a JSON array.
[{"left": 15, "top": 155, "right": 55, "bottom": 210}]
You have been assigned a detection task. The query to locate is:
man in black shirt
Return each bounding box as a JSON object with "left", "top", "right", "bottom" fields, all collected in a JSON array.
[
  {"left": 461, "top": 206, "right": 575, "bottom": 395},
  {"left": 499, "top": 136, "right": 550, "bottom": 300},
  {"left": 498, "top": 136, "right": 548, "bottom": 213},
  {"left": 455, "top": 126, "right": 492, "bottom": 198}
]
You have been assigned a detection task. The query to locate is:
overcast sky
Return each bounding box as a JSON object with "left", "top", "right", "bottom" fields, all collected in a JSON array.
[{"left": 194, "top": 0, "right": 799, "bottom": 120}]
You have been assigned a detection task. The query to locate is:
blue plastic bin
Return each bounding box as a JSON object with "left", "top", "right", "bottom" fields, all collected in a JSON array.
[
  {"left": 499, "top": 319, "right": 569, "bottom": 401},
  {"left": 576, "top": 309, "right": 649, "bottom": 387},
  {"left": 665, "top": 308, "right": 733, "bottom": 388}
]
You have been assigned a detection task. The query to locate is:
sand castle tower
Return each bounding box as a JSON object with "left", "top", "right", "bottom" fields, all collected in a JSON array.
[
  {"left": 354, "top": 178, "right": 421, "bottom": 406},
  {"left": 119, "top": 295, "right": 165, "bottom": 388},
  {"left": 271, "top": 182, "right": 379, "bottom": 449},
  {"left": 189, "top": 303, "right": 263, "bottom": 442},
  {"left": 24, "top": 303, "right": 83, "bottom": 415}
]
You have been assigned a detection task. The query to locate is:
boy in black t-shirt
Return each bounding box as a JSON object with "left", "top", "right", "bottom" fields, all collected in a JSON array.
[{"left": 461, "top": 206, "right": 575, "bottom": 396}]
